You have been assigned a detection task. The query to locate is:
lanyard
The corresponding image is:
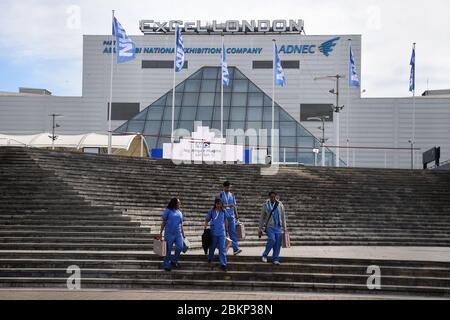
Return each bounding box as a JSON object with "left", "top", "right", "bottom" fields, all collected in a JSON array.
[
  {"left": 267, "top": 201, "right": 276, "bottom": 212},
  {"left": 222, "top": 192, "right": 232, "bottom": 205}
]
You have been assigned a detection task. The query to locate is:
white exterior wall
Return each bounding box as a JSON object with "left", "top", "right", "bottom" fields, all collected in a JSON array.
[{"left": 0, "top": 33, "right": 449, "bottom": 169}]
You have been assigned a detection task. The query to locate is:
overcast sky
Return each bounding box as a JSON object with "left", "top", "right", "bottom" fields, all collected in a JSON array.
[{"left": 0, "top": 0, "right": 449, "bottom": 97}]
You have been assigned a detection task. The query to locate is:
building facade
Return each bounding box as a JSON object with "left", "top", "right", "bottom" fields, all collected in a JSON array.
[{"left": 1, "top": 25, "right": 449, "bottom": 168}]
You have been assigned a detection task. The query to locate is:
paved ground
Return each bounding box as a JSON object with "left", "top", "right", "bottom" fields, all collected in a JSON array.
[
  {"left": 191, "top": 246, "right": 450, "bottom": 262},
  {"left": 0, "top": 289, "right": 427, "bottom": 300}
]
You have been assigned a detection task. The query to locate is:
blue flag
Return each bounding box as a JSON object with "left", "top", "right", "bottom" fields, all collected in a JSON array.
[
  {"left": 409, "top": 45, "right": 415, "bottom": 93},
  {"left": 274, "top": 44, "right": 286, "bottom": 87},
  {"left": 222, "top": 44, "right": 230, "bottom": 87},
  {"left": 349, "top": 46, "right": 360, "bottom": 88},
  {"left": 175, "top": 25, "right": 185, "bottom": 72},
  {"left": 112, "top": 17, "right": 136, "bottom": 64}
]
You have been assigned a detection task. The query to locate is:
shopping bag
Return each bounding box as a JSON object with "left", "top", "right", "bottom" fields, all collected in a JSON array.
[
  {"left": 282, "top": 232, "right": 291, "bottom": 248},
  {"left": 182, "top": 238, "right": 190, "bottom": 253},
  {"left": 236, "top": 222, "right": 246, "bottom": 240},
  {"left": 153, "top": 238, "right": 167, "bottom": 257}
]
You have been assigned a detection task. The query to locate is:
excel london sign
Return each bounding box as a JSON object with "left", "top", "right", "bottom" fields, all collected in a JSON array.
[{"left": 139, "top": 20, "right": 305, "bottom": 34}]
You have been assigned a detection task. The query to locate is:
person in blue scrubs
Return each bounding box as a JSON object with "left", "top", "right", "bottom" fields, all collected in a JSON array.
[
  {"left": 204, "top": 198, "right": 229, "bottom": 272},
  {"left": 158, "top": 198, "right": 185, "bottom": 272},
  {"left": 218, "top": 181, "right": 242, "bottom": 256},
  {"left": 258, "top": 191, "right": 287, "bottom": 265}
]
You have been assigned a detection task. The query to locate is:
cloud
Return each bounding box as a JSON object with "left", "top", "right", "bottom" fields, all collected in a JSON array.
[{"left": 0, "top": 0, "right": 449, "bottom": 96}]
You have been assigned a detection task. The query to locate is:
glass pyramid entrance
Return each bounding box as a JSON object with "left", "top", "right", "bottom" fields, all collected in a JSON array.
[{"left": 115, "top": 66, "right": 339, "bottom": 166}]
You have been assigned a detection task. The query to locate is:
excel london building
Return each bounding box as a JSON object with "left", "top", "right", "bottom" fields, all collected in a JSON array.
[{"left": 1, "top": 19, "right": 449, "bottom": 168}]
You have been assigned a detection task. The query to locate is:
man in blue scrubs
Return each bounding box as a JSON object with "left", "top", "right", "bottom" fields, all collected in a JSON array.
[
  {"left": 158, "top": 198, "right": 185, "bottom": 272},
  {"left": 205, "top": 198, "right": 229, "bottom": 272},
  {"left": 258, "top": 191, "right": 287, "bottom": 265},
  {"left": 218, "top": 181, "right": 242, "bottom": 255}
]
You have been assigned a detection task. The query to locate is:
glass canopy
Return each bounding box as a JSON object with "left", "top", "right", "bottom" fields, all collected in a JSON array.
[{"left": 115, "top": 66, "right": 340, "bottom": 166}]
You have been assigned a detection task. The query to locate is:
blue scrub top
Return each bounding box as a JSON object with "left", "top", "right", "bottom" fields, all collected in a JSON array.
[
  {"left": 161, "top": 208, "right": 184, "bottom": 235},
  {"left": 206, "top": 208, "right": 226, "bottom": 237},
  {"left": 219, "top": 191, "right": 236, "bottom": 220}
]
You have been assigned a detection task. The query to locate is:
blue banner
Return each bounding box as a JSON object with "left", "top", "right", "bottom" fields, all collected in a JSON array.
[
  {"left": 274, "top": 44, "right": 286, "bottom": 87},
  {"left": 409, "top": 45, "right": 415, "bottom": 93},
  {"left": 175, "top": 26, "right": 185, "bottom": 72},
  {"left": 222, "top": 44, "right": 230, "bottom": 87},
  {"left": 112, "top": 17, "right": 136, "bottom": 64},
  {"left": 349, "top": 46, "right": 360, "bottom": 88}
]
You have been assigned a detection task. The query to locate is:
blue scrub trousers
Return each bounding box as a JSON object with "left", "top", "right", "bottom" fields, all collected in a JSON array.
[
  {"left": 208, "top": 234, "right": 227, "bottom": 267},
  {"left": 227, "top": 217, "right": 239, "bottom": 252},
  {"left": 262, "top": 227, "right": 282, "bottom": 262},
  {"left": 163, "top": 232, "right": 184, "bottom": 269}
]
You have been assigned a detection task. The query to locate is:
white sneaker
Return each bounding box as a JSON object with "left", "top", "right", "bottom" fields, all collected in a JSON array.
[
  {"left": 261, "top": 256, "right": 268, "bottom": 263},
  {"left": 273, "top": 261, "right": 281, "bottom": 265}
]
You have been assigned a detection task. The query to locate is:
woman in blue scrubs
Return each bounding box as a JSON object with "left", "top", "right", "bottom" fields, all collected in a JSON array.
[
  {"left": 218, "top": 181, "right": 242, "bottom": 256},
  {"left": 158, "top": 198, "right": 185, "bottom": 272},
  {"left": 205, "top": 198, "right": 229, "bottom": 272}
]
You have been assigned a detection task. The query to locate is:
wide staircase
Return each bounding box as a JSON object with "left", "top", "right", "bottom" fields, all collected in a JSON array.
[{"left": 1, "top": 147, "right": 450, "bottom": 297}]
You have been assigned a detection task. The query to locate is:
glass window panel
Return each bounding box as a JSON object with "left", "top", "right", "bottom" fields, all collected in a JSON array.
[
  {"left": 178, "top": 121, "right": 194, "bottom": 132},
  {"left": 280, "top": 109, "right": 293, "bottom": 121},
  {"left": 201, "top": 80, "right": 217, "bottom": 92},
  {"left": 298, "top": 136, "right": 315, "bottom": 148},
  {"left": 115, "top": 123, "right": 127, "bottom": 133},
  {"left": 248, "top": 93, "right": 264, "bottom": 107},
  {"left": 198, "top": 93, "right": 215, "bottom": 107},
  {"left": 189, "top": 69, "right": 203, "bottom": 80},
  {"left": 132, "top": 108, "right": 148, "bottom": 121},
  {"left": 216, "top": 80, "right": 233, "bottom": 92},
  {"left": 182, "top": 93, "right": 199, "bottom": 107},
  {"left": 233, "top": 80, "right": 248, "bottom": 93},
  {"left": 247, "top": 121, "right": 263, "bottom": 130},
  {"left": 203, "top": 68, "right": 218, "bottom": 79},
  {"left": 263, "top": 96, "right": 273, "bottom": 107},
  {"left": 211, "top": 121, "right": 228, "bottom": 131},
  {"left": 180, "top": 107, "right": 197, "bottom": 120},
  {"left": 214, "top": 93, "right": 231, "bottom": 106},
  {"left": 230, "top": 107, "right": 246, "bottom": 121},
  {"left": 281, "top": 151, "right": 298, "bottom": 163},
  {"left": 163, "top": 107, "right": 180, "bottom": 121},
  {"left": 127, "top": 120, "right": 146, "bottom": 133},
  {"left": 234, "top": 69, "right": 246, "bottom": 79},
  {"left": 280, "top": 136, "right": 297, "bottom": 147},
  {"left": 262, "top": 121, "right": 279, "bottom": 130},
  {"left": 247, "top": 107, "right": 263, "bottom": 121},
  {"left": 175, "top": 82, "right": 185, "bottom": 92},
  {"left": 160, "top": 121, "right": 172, "bottom": 135},
  {"left": 263, "top": 107, "right": 279, "bottom": 121},
  {"left": 248, "top": 82, "right": 260, "bottom": 92},
  {"left": 145, "top": 137, "right": 158, "bottom": 150},
  {"left": 147, "top": 106, "right": 164, "bottom": 120},
  {"left": 153, "top": 96, "right": 166, "bottom": 106},
  {"left": 166, "top": 93, "right": 183, "bottom": 106},
  {"left": 184, "top": 80, "right": 202, "bottom": 92},
  {"left": 157, "top": 137, "right": 171, "bottom": 149},
  {"left": 280, "top": 122, "right": 296, "bottom": 136},
  {"left": 213, "top": 107, "right": 230, "bottom": 121},
  {"left": 231, "top": 93, "right": 247, "bottom": 107},
  {"left": 297, "top": 123, "right": 311, "bottom": 137},
  {"left": 229, "top": 121, "right": 245, "bottom": 130},
  {"left": 196, "top": 106, "right": 214, "bottom": 121},
  {"left": 143, "top": 121, "right": 161, "bottom": 135}
]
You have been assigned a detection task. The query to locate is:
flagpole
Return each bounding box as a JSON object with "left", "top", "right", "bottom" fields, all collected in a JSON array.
[
  {"left": 171, "top": 25, "right": 178, "bottom": 143},
  {"left": 272, "top": 39, "right": 276, "bottom": 158},
  {"left": 412, "top": 42, "right": 416, "bottom": 169},
  {"left": 346, "top": 39, "right": 351, "bottom": 167},
  {"left": 108, "top": 10, "right": 115, "bottom": 155},
  {"left": 221, "top": 35, "right": 224, "bottom": 138}
]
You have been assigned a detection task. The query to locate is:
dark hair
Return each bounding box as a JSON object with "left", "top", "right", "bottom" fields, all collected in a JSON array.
[
  {"left": 167, "top": 198, "right": 179, "bottom": 210},
  {"left": 268, "top": 191, "right": 277, "bottom": 197},
  {"left": 223, "top": 181, "right": 231, "bottom": 187},
  {"left": 214, "top": 198, "right": 223, "bottom": 207}
]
